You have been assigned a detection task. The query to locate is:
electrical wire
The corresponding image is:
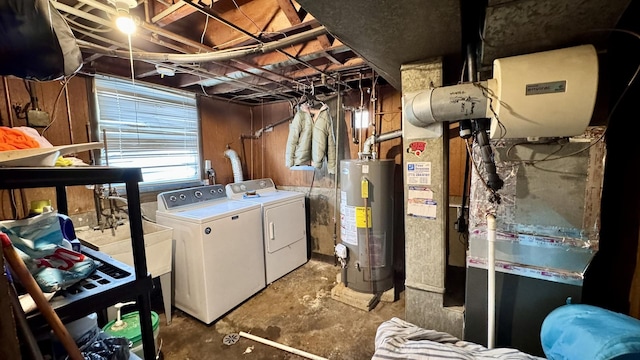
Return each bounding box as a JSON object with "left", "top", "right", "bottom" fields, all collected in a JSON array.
[
  {"left": 41, "top": 74, "right": 76, "bottom": 136},
  {"left": 459, "top": 59, "right": 467, "bottom": 84},
  {"left": 127, "top": 33, "right": 135, "bottom": 85},
  {"left": 197, "top": 14, "right": 210, "bottom": 96},
  {"left": 458, "top": 231, "right": 469, "bottom": 248},
  {"left": 200, "top": 13, "right": 210, "bottom": 45},
  {"left": 465, "top": 138, "right": 500, "bottom": 203},
  {"left": 231, "top": 0, "right": 262, "bottom": 34},
  {"left": 472, "top": 82, "right": 507, "bottom": 141},
  {"left": 504, "top": 139, "right": 566, "bottom": 163}
]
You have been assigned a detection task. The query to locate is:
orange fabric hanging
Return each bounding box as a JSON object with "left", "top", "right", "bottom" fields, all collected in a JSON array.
[{"left": 0, "top": 127, "right": 41, "bottom": 151}]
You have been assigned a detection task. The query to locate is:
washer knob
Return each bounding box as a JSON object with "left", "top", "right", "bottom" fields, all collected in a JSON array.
[
  {"left": 169, "top": 195, "right": 177, "bottom": 202},
  {"left": 179, "top": 194, "right": 187, "bottom": 200},
  {"left": 217, "top": 188, "right": 224, "bottom": 193},
  {"left": 194, "top": 191, "right": 203, "bottom": 198}
]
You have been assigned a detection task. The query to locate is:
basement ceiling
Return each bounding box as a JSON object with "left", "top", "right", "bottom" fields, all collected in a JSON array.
[{"left": 7, "top": 0, "right": 635, "bottom": 105}]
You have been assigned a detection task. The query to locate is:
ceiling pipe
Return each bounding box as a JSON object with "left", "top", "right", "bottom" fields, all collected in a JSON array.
[
  {"left": 70, "top": 2, "right": 300, "bottom": 92},
  {"left": 179, "top": 0, "right": 338, "bottom": 82},
  {"left": 76, "top": 26, "right": 327, "bottom": 63},
  {"left": 73, "top": 32, "right": 294, "bottom": 102},
  {"left": 62, "top": 0, "right": 322, "bottom": 92},
  {"left": 72, "top": 0, "right": 327, "bottom": 62},
  {"left": 52, "top": 1, "right": 114, "bottom": 28},
  {"left": 58, "top": 0, "right": 326, "bottom": 100}
]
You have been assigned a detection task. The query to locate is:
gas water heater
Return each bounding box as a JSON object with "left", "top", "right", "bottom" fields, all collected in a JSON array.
[{"left": 337, "top": 159, "right": 394, "bottom": 294}]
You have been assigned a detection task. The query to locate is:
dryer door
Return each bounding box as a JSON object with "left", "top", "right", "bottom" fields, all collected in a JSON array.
[{"left": 264, "top": 199, "right": 306, "bottom": 253}]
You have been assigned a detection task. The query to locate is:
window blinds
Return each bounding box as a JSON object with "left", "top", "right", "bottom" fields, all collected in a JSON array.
[{"left": 94, "top": 75, "right": 200, "bottom": 185}]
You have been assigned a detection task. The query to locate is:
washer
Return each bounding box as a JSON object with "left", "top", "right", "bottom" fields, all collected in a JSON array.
[
  {"left": 156, "top": 184, "right": 265, "bottom": 324},
  {"left": 226, "top": 178, "right": 308, "bottom": 284}
]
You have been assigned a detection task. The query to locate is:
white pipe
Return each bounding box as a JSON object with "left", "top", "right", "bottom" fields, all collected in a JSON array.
[
  {"left": 487, "top": 213, "right": 496, "bottom": 349},
  {"left": 239, "top": 331, "right": 327, "bottom": 360},
  {"left": 224, "top": 149, "right": 244, "bottom": 183},
  {"left": 76, "top": 26, "right": 327, "bottom": 63}
]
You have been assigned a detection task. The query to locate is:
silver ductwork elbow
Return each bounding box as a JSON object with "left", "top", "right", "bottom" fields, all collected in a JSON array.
[{"left": 403, "top": 82, "right": 489, "bottom": 127}]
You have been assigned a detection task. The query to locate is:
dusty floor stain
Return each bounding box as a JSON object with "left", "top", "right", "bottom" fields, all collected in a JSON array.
[{"left": 157, "top": 259, "right": 405, "bottom": 359}]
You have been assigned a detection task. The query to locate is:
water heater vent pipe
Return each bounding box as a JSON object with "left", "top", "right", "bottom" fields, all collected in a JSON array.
[
  {"left": 224, "top": 148, "right": 244, "bottom": 183},
  {"left": 360, "top": 129, "right": 402, "bottom": 159}
]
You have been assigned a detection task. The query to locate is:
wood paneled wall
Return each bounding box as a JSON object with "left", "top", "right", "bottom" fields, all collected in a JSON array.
[
  {"left": 198, "top": 96, "right": 253, "bottom": 185},
  {"left": 0, "top": 75, "right": 95, "bottom": 219},
  {"left": 246, "top": 85, "right": 467, "bottom": 194}
]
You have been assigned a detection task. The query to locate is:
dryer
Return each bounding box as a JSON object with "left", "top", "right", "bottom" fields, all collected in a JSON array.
[
  {"left": 226, "top": 178, "right": 308, "bottom": 284},
  {"left": 156, "top": 185, "right": 265, "bottom": 324}
]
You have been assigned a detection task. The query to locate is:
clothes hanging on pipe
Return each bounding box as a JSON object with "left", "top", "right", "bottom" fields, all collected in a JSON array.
[{"left": 285, "top": 103, "right": 336, "bottom": 174}]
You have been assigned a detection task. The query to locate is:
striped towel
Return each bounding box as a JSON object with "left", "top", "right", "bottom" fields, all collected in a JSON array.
[{"left": 372, "top": 317, "right": 545, "bottom": 360}]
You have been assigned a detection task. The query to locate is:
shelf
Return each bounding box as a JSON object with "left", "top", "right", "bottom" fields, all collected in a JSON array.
[
  {"left": 0, "top": 166, "right": 157, "bottom": 360},
  {"left": 26, "top": 246, "right": 153, "bottom": 332}
]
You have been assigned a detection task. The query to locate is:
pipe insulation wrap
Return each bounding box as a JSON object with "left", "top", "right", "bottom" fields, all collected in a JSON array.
[
  {"left": 403, "top": 83, "right": 489, "bottom": 127},
  {"left": 224, "top": 149, "right": 244, "bottom": 183},
  {"left": 76, "top": 26, "right": 327, "bottom": 63}
]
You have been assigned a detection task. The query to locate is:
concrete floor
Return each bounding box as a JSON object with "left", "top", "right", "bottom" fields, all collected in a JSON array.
[{"left": 154, "top": 258, "right": 405, "bottom": 359}]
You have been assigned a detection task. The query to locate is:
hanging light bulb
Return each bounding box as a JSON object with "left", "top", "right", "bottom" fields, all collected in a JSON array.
[
  {"left": 109, "top": 0, "right": 138, "bottom": 34},
  {"left": 116, "top": 16, "right": 135, "bottom": 34}
]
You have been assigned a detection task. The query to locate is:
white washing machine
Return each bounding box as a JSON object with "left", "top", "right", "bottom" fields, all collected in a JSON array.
[
  {"left": 226, "top": 178, "right": 308, "bottom": 284},
  {"left": 156, "top": 184, "right": 265, "bottom": 324}
]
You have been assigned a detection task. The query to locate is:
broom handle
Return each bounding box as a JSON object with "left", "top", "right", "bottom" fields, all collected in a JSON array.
[{"left": 1, "top": 233, "right": 83, "bottom": 360}]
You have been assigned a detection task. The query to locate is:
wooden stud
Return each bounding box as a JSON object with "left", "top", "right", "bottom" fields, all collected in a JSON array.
[{"left": 276, "top": 0, "right": 303, "bottom": 25}]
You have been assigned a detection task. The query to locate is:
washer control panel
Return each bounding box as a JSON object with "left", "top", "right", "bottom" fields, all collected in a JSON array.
[
  {"left": 225, "top": 178, "right": 276, "bottom": 199},
  {"left": 157, "top": 184, "right": 227, "bottom": 211}
]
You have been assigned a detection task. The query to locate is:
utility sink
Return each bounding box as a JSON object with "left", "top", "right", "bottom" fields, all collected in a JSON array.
[
  {"left": 76, "top": 221, "right": 173, "bottom": 278},
  {"left": 76, "top": 220, "right": 174, "bottom": 324}
]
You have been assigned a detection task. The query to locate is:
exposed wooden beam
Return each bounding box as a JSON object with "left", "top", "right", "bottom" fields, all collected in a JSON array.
[
  {"left": 322, "top": 51, "right": 343, "bottom": 65},
  {"left": 151, "top": 0, "right": 219, "bottom": 27},
  {"left": 151, "top": 1, "right": 187, "bottom": 24},
  {"left": 276, "top": 0, "right": 304, "bottom": 25},
  {"left": 250, "top": 42, "right": 349, "bottom": 67},
  {"left": 317, "top": 34, "right": 332, "bottom": 49},
  {"left": 287, "top": 57, "right": 367, "bottom": 80},
  {"left": 154, "top": 2, "right": 197, "bottom": 27}
]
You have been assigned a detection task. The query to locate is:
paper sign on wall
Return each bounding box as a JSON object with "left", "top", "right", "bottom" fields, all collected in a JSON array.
[
  {"left": 408, "top": 185, "right": 433, "bottom": 200},
  {"left": 406, "top": 162, "right": 431, "bottom": 185},
  {"left": 407, "top": 199, "right": 437, "bottom": 219}
]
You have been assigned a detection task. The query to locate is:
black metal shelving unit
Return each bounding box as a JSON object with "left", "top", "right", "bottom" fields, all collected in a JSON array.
[{"left": 0, "top": 166, "right": 156, "bottom": 360}]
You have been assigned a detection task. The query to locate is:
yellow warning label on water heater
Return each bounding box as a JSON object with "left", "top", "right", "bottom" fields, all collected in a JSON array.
[{"left": 355, "top": 207, "right": 372, "bottom": 228}]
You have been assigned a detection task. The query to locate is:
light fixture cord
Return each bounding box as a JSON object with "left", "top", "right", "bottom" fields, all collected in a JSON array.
[{"left": 128, "top": 33, "right": 135, "bottom": 85}]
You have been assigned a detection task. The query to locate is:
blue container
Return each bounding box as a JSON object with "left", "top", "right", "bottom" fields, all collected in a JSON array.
[{"left": 541, "top": 304, "right": 640, "bottom": 360}]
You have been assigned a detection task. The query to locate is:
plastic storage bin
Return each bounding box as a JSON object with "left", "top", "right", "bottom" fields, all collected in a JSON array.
[{"left": 102, "top": 311, "right": 160, "bottom": 359}]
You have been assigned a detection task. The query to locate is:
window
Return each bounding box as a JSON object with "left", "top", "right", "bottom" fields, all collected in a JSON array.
[{"left": 93, "top": 75, "right": 200, "bottom": 187}]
